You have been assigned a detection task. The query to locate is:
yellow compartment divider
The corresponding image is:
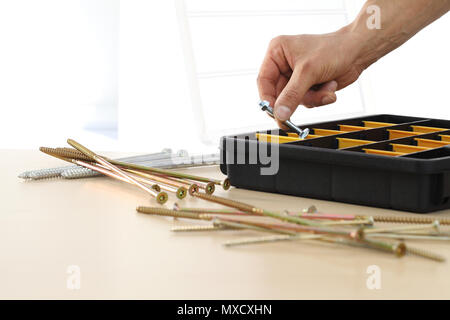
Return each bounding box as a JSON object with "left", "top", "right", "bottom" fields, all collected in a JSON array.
[
  {"left": 286, "top": 132, "right": 299, "bottom": 137},
  {"left": 363, "top": 121, "right": 395, "bottom": 128},
  {"left": 387, "top": 129, "right": 421, "bottom": 140},
  {"left": 338, "top": 125, "right": 367, "bottom": 132},
  {"left": 410, "top": 125, "right": 448, "bottom": 133},
  {"left": 414, "top": 138, "right": 450, "bottom": 148},
  {"left": 440, "top": 135, "right": 450, "bottom": 142},
  {"left": 255, "top": 133, "right": 319, "bottom": 144},
  {"left": 337, "top": 138, "right": 374, "bottom": 149},
  {"left": 363, "top": 149, "right": 406, "bottom": 156},
  {"left": 390, "top": 144, "right": 430, "bottom": 153},
  {"left": 313, "top": 128, "right": 342, "bottom": 136}
]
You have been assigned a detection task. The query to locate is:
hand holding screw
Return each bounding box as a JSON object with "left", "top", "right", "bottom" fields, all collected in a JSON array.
[{"left": 259, "top": 100, "right": 309, "bottom": 139}]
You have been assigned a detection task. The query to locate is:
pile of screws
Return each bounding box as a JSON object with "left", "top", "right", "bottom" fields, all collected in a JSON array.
[
  {"left": 19, "top": 148, "right": 219, "bottom": 180},
  {"left": 137, "top": 200, "right": 449, "bottom": 263},
  {"left": 32, "top": 139, "right": 229, "bottom": 204},
  {"left": 28, "top": 139, "right": 449, "bottom": 263}
]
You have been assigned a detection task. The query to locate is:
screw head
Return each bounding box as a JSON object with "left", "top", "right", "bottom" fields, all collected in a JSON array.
[
  {"left": 299, "top": 128, "right": 310, "bottom": 139},
  {"left": 302, "top": 205, "right": 317, "bottom": 214},
  {"left": 156, "top": 192, "right": 168, "bottom": 204},
  {"left": 259, "top": 100, "right": 270, "bottom": 111},
  {"left": 394, "top": 242, "right": 407, "bottom": 257},
  {"left": 222, "top": 178, "right": 230, "bottom": 190},
  {"left": 206, "top": 182, "right": 215, "bottom": 194},
  {"left": 188, "top": 184, "right": 199, "bottom": 195}
]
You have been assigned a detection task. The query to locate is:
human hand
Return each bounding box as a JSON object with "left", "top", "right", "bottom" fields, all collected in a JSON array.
[
  {"left": 257, "top": 29, "right": 366, "bottom": 128},
  {"left": 257, "top": 0, "right": 450, "bottom": 130}
]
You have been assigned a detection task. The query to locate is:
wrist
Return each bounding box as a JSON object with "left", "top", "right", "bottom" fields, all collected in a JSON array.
[{"left": 337, "top": 18, "right": 384, "bottom": 71}]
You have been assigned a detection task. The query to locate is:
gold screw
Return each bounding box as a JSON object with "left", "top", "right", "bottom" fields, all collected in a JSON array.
[
  {"left": 406, "top": 246, "right": 446, "bottom": 262},
  {"left": 67, "top": 139, "right": 168, "bottom": 204},
  {"left": 361, "top": 221, "right": 440, "bottom": 236},
  {"left": 223, "top": 234, "right": 322, "bottom": 247},
  {"left": 361, "top": 215, "right": 450, "bottom": 226},
  {"left": 39, "top": 147, "right": 92, "bottom": 162},
  {"left": 171, "top": 225, "right": 227, "bottom": 232},
  {"left": 136, "top": 206, "right": 212, "bottom": 220}
]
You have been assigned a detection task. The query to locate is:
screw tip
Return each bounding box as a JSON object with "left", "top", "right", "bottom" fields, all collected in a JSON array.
[{"left": 18, "top": 172, "right": 28, "bottom": 179}]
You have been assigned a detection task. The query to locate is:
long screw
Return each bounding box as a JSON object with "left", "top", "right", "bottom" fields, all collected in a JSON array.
[
  {"left": 214, "top": 217, "right": 363, "bottom": 239},
  {"left": 68, "top": 139, "right": 168, "bottom": 204},
  {"left": 136, "top": 206, "right": 355, "bottom": 239},
  {"left": 213, "top": 218, "right": 297, "bottom": 235},
  {"left": 60, "top": 154, "right": 219, "bottom": 180},
  {"left": 74, "top": 160, "right": 167, "bottom": 203},
  {"left": 173, "top": 205, "right": 253, "bottom": 216},
  {"left": 40, "top": 147, "right": 93, "bottom": 162},
  {"left": 361, "top": 221, "right": 440, "bottom": 236},
  {"left": 365, "top": 215, "right": 450, "bottom": 226},
  {"left": 224, "top": 234, "right": 322, "bottom": 247},
  {"left": 126, "top": 169, "right": 199, "bottom": 196},
  {"left": 171, "top": 225, "right": 227, "bottom": 232},
  {"left": 366, "top": 233, "right": 450, "bottom": 241},
  {"left": 61, "top": 167, "right": 101, "bottom": 179},
  {"left": 224, "top": 233, "right": 406, "bottom": 258},
  {"left": 112, "top": 160, "right": 230, "bottom": 190},
  {"left": 136, "top": 206, "right": 206, "bottom": 220},
  {"left": 35, "top": 145, "right": 229, "bottom": 190},
  {"left": 22, "top": 148, "right": 174, "bottom": 180},
  {"left": 19, "top": 166, "right": 70, "bottom": 180},
  {"left": 192, "top": 192, "right": 325, "bottom": 227},
  {"left": 289, "top": 208, "right": 450, "bottom": 226},
  {"left": 171, "top": 206, "right": 370, "bottom": 225}
]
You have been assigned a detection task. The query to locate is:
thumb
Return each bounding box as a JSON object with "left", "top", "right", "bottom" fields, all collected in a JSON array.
[{"left": 274, "top": 68, "right": 314, "bottom": 122}]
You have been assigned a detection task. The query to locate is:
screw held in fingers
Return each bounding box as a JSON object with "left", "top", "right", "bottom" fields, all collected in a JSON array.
[{"left": 259, "top": 100, "right": 309, "bottom": 139}]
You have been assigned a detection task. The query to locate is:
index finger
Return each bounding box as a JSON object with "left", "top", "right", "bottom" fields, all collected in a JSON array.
[{"left": 257, "top": 55, "right": 280, "bottom": 107}]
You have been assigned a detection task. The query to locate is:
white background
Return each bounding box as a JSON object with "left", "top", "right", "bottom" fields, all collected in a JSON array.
[{"left": 0, "top": 0, "right": 448, "bottom": 153}]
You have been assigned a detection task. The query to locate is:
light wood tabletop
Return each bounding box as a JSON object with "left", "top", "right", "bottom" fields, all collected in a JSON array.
[{"left": 1, "top": 150, "right": 450, "bottom": 299}]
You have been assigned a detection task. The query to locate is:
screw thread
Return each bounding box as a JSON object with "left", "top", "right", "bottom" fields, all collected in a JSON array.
[
  {"left": 368, "top": 215, "right": 450, "bottom": 226},
  {"left": 25, "top": 167, "right": 68, "bottom": 180},
  {"left": 136, "top": 206, "right": 207, "bottom": 220},
  {"left": 61, "top": 167, "right": 100, "bottom": 179},
  {"left": 40, "top": 147, "right": 92, "bottom": 162},
  {"left": 171, "top": 225, "right": 223, "bottom": 232},
  {"left": 406, "top": 246, "right": 446, "bottom": 262}
]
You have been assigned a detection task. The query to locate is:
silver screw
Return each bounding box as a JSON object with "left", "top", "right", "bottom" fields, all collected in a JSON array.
[
  {"left": 19, "top": 149, "right": 176, "bottom": 180},
  {"left": 259, "top": 100, "right": 309, "bottom": 139}
]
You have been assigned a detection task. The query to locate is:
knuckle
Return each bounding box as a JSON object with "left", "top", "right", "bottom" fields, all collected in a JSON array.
[
  {"left": 268, "top": 35, "right": 288, "bottom": 53},
  {"left": 300, "top": 59, "right": 314, "bottom": 73},
  {"left": 269, "top": 35, "right": 284, "bottom": 47}
]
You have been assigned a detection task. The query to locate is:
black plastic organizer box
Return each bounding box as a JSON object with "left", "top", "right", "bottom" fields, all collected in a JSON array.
[{"left": 220, "top": 114, "right": 450, "bottom": 213}]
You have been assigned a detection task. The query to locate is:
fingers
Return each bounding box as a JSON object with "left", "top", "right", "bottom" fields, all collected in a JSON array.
[
  {"left": 274, "top": 66, "right": 314, "bottom": 122},
  {"left": 302, "top": 80, "right": 338, "bottom": 108},
  {"left": 257, "top": 55, "right": 280, "bottom": 108}
]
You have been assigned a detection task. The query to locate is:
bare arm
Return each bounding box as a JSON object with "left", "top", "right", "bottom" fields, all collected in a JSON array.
[{"left": 257, "top": 0, "right": 450, "bottom": 128}]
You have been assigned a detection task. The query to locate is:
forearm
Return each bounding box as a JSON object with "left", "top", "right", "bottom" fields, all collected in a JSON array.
[{"left": 348, "top": 0, "right": 450, "bottom": 68}]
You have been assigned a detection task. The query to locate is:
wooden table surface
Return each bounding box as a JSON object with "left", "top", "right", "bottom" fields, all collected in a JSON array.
[{"left": 1, "top": 150, "right": 450, "bottom": 299}]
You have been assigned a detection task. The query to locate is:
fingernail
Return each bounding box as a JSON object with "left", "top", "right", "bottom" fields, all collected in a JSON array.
[
  {"left": 321, "top": 95, "right": 336, "bottom": 105},
  {"left": 274, "top": 106, "right": 291, "bottom": 121}
]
